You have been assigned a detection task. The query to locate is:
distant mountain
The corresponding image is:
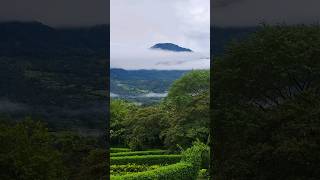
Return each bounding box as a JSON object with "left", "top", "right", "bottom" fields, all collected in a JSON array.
[
  {"left": 150, "top": 43, "right": 192, "bottom": 52},
  {"left": 0, "top": 21, "right": 109, "bottom": 57},
  {"left": 212, "top": 27, "right": 258, "bottom": 55}
]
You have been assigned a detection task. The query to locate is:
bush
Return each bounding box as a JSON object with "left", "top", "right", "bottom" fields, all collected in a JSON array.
[
  {"left": 111, "top": 155, "right": 182, "bottom": 165},
  {"left": 111, "top": 164, "right": 161, "bottom": 176},
  {"left": 198, "top": 169, "right": 209, "bottom": 179},
  {"left": 111, "top": 142, "right": 209, "bottom": 180},
  {"left": 111, "top": 150, "right": 169, "bottom": 157},
  {"left": 111, "top": 162, "right": 197, "bottom": 180},
  {"left": 181, "top": 141, "right": 209, "bottom": 168},
  {"left": 111, "top": 148, "right": 131, "bottom": 153}
]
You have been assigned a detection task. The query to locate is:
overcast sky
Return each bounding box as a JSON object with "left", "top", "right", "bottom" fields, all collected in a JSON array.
[
  {"left": 111, "top": 0, "right": 210, "bottom": 70},
  {"left": 213, "top": 0, "right": 320, "bottom": 26},
  {"left": 0, "top": 0, "right": 108, "bottom": 27}
]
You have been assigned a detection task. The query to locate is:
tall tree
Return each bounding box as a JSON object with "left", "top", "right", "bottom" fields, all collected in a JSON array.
[{"left": 212, "top": 25, "right": 320, "bottom": 180}]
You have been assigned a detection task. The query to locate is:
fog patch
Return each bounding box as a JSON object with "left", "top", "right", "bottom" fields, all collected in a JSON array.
[
  {"left": 0, "top": 99, "right": 28, "bottom": 112},
  {"left": 139, "top": 92, "right": 168, "bottom": 98}
]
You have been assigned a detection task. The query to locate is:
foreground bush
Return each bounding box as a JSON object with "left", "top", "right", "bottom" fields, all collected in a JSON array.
[
  {"left": 111, "top": 162, "right": 196, "bottom": 180},
  {"left": 111, "top": 155, "right": 181, "bottom": 165},
  {"left": 111, "top": 150, "right": 169, "bottom": 157}
]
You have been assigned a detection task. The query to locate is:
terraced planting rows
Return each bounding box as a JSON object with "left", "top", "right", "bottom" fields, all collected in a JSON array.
[{"left": 110, "top": 143, "right": 209, "bottom": 180}]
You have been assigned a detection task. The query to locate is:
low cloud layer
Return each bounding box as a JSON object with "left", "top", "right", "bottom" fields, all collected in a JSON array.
[
  {"left": 111, "top": 44, "right": 209, "bottom": 70},
  {"left": 0, "top": 99, "right": 28, "bottom": 113}
]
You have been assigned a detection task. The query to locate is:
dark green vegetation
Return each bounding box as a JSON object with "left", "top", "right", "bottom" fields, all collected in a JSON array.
[
  {"left": 111, "top": 70, "right": 210, "bottom": 150},
  {"left": 111, "top": 150, "right": 169, "bottom": 157},
  {"left": 111, "top": 155, "right": 182, "bottom": 165},
  {"left": 0, "top": 21, "right": 108, "bottom": 179},
  {"left": 0, "top": 118, "right": 107, "bottom": 179},
  {"left": 211, "top": 25, "right": 320, "bottom": 179},
  {"left": 111, "top": 70, "right": 210, "bottom": 179}
]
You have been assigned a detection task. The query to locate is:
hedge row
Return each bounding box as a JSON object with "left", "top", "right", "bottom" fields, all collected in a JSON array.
[
  {"left": 111, "top": 162, "right": 197, "bottom": 180},
  {"left": 111, "top": 150, "right": 169, "bottom": 157},
  {"left": 111, "top": 164, "right": 161, "bottom": 176},
  {"left": 111, "top": 155, "right": 182, "bottom": 165},
  {"left": 111, "top": 148, "right": 131, "bottom": 153}
]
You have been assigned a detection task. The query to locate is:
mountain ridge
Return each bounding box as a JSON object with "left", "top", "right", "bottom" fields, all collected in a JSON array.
[
  {"left": 0, "top": 21, "right": 109, "bottom": 57},
  {"left": 150, "top": 43, "right": 193, "bottom": 52}
]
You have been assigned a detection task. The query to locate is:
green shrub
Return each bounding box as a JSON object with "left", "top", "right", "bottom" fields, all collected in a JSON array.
[
  {"left": 111, "top": 148, "right": 131, "bottom": 153},
  {"left": 181, "top": 141, "right": 209, "bottom": 168},
  {"left": 198, "top": 169, "right": 209, "bottom": 179},
  {"left": 111, "top": 150, "right": 169, "bottom": 157},
  {"left": 111, "top": 162, "right": 197, "bottom": 180},
  {"left": 111, "top": 155, "right": 182, "bottom": 165},
  {"left": 111, "top": 164, "right": 161, "bottom": 176}
]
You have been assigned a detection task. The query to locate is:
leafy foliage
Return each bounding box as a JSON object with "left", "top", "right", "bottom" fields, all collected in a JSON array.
[
  {"left": 110, "top": 100, "right": 136, "bottom": 145},
  {"left": 111, "top": 155, "right": 182, "bottom": 165},
  {"left": 111, "top": 162, "right": 195, "bottom": 180},
  {"left": 0, "top": 119, "right": 66, "bottom": 179},
  {"left": 125, "top": 106, "right": 169, "bottom": 150},
  {"left": 111, "top": 142, "right": 209, "bottom": 180},
  {"left": 111, "top": 164, "right": 161, "bottom": 176},
  {"left": 0, "top": 118, "right": 107, "bottom": 180},
  {"left": 162, "top": 70, "right": 210, "bottom": 149},
  {"left": 212, "top": 25, "right": 320, "bottom": 180},
  {"left": 111, "top": 150, "right": 169, "bottom": 157}
]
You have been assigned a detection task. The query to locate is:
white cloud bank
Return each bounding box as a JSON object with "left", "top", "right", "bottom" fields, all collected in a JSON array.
[{"left": 111, "top": 0, "right": 210, "bottom": 70}]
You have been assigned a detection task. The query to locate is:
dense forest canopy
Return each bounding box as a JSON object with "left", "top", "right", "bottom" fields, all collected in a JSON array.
[
  {"left": 211, "top": 25, "right": 320, "bottom": 180},
  {"left": 110, "top": 70, "right": 210, "bottom": 151}
]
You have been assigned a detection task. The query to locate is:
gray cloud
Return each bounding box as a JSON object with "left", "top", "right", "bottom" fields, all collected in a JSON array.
[
  {"left": 213, "top": 0, "right": 246, "bottom": 8},
  {"left": 0, "top": 0, "right": 108, "bottom": 27},
  {"left": 213, "top": 0, "right": 320, "bottom": 26}
]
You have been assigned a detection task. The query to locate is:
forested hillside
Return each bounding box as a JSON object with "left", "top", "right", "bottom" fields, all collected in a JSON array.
[
  {"left": 0, "top": 21, "right": 109, "bottom": 179},
  {"left": 110, "top": 68, "right": 188, "bottom": 104}
]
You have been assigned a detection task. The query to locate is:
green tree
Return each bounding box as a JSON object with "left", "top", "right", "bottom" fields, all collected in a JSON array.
[
  {"left": 125, "top": 106, "right": 169, "bottom": 150},
  {"left": 110, "top": 99, "right": 136, "bottom": 146},
  {"left": 0, "top": 118, "right": 66, "bottom": 180},
  {"left": 211, "top": 25, "right": 320, "bottom": 180},
  {"left": 162, "top": 70, "right": 210, "bottom": 149}
]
